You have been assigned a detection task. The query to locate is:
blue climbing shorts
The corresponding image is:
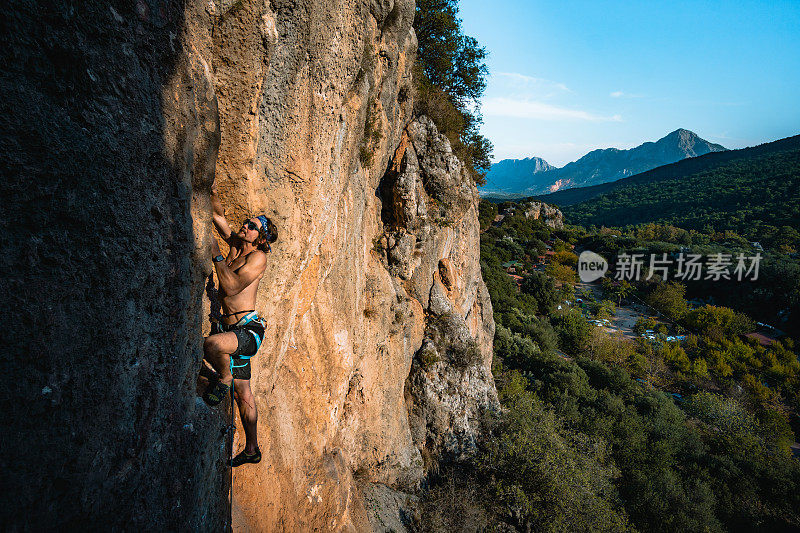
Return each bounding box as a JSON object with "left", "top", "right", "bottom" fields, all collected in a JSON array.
[{"left": 211, "top": 312, "right": 265, "bottom": 380}]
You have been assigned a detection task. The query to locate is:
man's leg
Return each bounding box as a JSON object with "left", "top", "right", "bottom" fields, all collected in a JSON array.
[
  {"left": 233, "top": 378, "right": 258, "bottom": 454},
  {"left": 203, "top": 331, "right": 239, "bottom": 387}
]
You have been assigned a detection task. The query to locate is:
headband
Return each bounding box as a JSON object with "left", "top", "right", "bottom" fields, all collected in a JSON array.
[{"left": 256, "top": 215, "right": 272, "bottom": 251}]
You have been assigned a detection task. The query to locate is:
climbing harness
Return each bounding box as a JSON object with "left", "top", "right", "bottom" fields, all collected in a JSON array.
[
  {"left": 221, "top": 309, "right": 255, "bottom": 318},
  {"left": 223, "top": 311, "right": 264, "bottom": 372}
]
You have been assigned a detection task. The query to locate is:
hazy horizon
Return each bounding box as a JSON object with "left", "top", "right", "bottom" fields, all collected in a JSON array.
[{"left": 488, "top": 127, "right": 734, "bottom": 169}]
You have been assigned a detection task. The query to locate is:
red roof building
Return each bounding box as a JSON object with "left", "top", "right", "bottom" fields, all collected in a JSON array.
[
  {"left": 745, "top": 332, "right": 777, "bottom": 347},
  {"left": 508, "top": 273, "right": 523, "bottom": 290}
]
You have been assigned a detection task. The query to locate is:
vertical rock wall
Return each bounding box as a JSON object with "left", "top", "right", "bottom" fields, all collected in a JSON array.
[
  {"left": 1, "top": 0, "right": 227, "bottom": 530},
  {"left": 0, "top": 0, "right": 497, "bottom": 531}
]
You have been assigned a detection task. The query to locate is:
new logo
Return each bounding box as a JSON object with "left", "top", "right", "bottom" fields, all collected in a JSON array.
[{"left": 578, "top": 251, "right": 608, "bottom": 282}]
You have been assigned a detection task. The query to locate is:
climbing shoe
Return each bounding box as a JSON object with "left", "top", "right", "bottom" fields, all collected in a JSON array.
[
  {"left": 202, "top": 380, "right": 231, "bottom": 407},
  {"left": 231, "top": 447, "right": 261, "bottom": 467}
]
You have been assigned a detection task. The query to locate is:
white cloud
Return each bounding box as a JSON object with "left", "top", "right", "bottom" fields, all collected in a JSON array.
[
  {"left": 493, "top": 72, "right": 573, "bottom": 97},
  {"left": 483, "top": 97, "right": 623, "bottom": 122},
  {"left": 610, "top": 90, "right": 644, "bottom": 98}
]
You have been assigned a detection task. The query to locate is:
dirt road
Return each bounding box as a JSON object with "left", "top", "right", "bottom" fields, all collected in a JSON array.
[{"left": 576, "top": 280, "right": 649, "bottom": 340}]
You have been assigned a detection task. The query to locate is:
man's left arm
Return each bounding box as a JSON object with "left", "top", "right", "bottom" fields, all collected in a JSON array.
[{"left": 214, "top": 251, "right": 267, "bottom": 296}]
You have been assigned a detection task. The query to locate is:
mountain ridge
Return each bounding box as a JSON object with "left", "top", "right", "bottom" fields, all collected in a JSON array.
[
  {"left": 481, "top": 129, "right": 726, "bottom": 197},
  {"left": 537, "top": 133, "right": 800, "bottom": 207},
  {"left": 560, "top": 133, "right": 800, "bottom": 255},
  {"left": 484, "top": 156, "right": 555, "bottom": 193}
]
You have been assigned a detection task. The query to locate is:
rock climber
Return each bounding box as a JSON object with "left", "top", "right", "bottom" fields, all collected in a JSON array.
[{"left": 201, "top": 183, "right": 277, "bottom": 466}]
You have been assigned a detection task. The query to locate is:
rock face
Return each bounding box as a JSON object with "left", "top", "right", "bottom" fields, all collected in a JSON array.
[
  {"left": 522, "top": 201, "right": 564, "bottom": 229},
  {"left": 481, "top": 156, "right": 555, "bottom": 196},
  {"left": 2, "top": 1, "right": 225, "bottom": 530},
  {"left": 379, "top": 117, "right": 498, "bottom": 466},
  {"left": 1, "top": 1, "right": 496, "bottom": 531},
  {"left": 493, "top": 201, "right": 564, "bottom": 230}
]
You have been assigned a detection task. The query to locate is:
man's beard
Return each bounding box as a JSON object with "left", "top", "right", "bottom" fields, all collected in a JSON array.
[{"left": 233, "top": 232, "right": 256, "bottom": 245}]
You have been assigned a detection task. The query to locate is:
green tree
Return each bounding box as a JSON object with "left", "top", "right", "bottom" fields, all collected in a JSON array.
[
  {"left": 604, "top": 279, "right": 633, "bottom": 305},
  {"left": 481, "top": 372, "right": 632, "bottom": 532},
  {"left": 520, "top": 271, "right": 559, "bottom": 314},
  {"left": 415, "top": 0, "right": 487, "bottom": 106},
  {"left": 546, "top": 262, "right": 577, "bottom": 284},
  {"left": 646, "top": 281, "right": 689, "bottom": 320},
  {"left": 414, "top": 0, "right": 494, "bottom": 183},
  {"left": 478, "top": 199, "right": 498, "bottom": 231},
  {"left": 633, "top": 317, "right": 657, "bottom": 335},
  {"left": 684, "top": 305, "right": 755, "bottom": 340},
  {"left": 553, "top": 309, "right": 591, "bottom": 354}
]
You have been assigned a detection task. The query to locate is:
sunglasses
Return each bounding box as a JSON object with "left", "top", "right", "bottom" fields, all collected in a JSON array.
[{"left": 243, "top": 220, "right": 260, "bottom": 231}]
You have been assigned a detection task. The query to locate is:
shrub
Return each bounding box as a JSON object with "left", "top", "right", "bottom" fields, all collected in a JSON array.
[
  {"left": 479, "top": 372, "right": 632, "bottom": 532},
  {"left": 427, "top": 313, "right": 482, "bottom": 368},
  {"left": 419, "top": 465, "right": 491, "bottom": 532},
  {"left": 418, "top": 342, "right": 441, "bottom": 369},
  {"left": 553, "top": 309, "right": 591, "bottom": 355}
]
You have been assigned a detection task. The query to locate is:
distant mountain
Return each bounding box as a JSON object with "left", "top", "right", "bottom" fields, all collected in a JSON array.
[
  {"left": 480, "top": 129, "right": 727, "bottom": 197},
  {"left": 483, "top": 157, "right": 555, "bottom": 194},
  {"left": 539, "top": 134, "right": 800, "bottom": 207}
]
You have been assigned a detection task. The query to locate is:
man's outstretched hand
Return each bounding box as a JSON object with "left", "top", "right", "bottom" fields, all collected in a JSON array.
[
  {"left": 210, "top": 182, "right": 233, "bottom": 241},
  {"left": 210, "top": 182, "right": 225, "bottom": 217}
]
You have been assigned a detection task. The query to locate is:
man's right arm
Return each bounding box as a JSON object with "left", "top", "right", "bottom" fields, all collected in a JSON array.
[{"left": 211, "top": 184, "right": 233, "bottom": 242}]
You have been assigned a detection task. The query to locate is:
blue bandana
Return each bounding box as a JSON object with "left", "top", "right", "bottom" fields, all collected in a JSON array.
[{"left": 256, "top": 215, "right": 272, "bottom": 251}]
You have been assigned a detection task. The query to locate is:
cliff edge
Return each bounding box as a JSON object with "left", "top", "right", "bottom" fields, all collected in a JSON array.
[{"left": 0, "top": 1, "right": 496, "bottom": 531}]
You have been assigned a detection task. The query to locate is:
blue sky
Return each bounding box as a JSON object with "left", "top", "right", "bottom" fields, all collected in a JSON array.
[{"left": 457, "top": 0, "right": 800, "bottom": 166}]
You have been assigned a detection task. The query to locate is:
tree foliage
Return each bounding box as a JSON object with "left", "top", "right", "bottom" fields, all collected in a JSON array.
[
  {"left": 461, "top": 197, "right": 800, "bottom": 532},
  {"left": 646, "top": 281, "right": 689, "bottom": 320},
  {"left": 564, "top": 148, "right": 800, "bottom": 252},
  {"left": 413, "top": 0, "right": 493, "bottom": 183},
  {"left": 480, "top": 372, "right": 632, "bottom": 533}
]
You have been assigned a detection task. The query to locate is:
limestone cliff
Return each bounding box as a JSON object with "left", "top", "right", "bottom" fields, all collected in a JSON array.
[
  {"left": 1, "top": 0, "right": 496, "bottom": 531},
  {"left": 522, "top": 200, "right": 564, "bottom": 229}
]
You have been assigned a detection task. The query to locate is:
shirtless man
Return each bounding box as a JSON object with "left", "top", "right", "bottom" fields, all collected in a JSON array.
[{"left": 202, "top": 184, "right": 277, "bottom": 466}]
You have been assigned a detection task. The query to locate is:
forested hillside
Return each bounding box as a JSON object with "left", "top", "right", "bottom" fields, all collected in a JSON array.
[
  {"left": 563, "top": 143, "right": 800, "bottom": 252},
  {"left": 419, "top": 200, "right": 800, "bottom": 532},
  {"left": 540, "top": 133, "right": 800, "bottom": 208}
]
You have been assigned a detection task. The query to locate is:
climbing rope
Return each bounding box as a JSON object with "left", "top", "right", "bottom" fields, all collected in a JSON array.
[
  {"left": 228, "top": 381, "right": 235, "bottom": 531},
  {"left": 208, "top": 276, "right": 234, "bottom": 528}
]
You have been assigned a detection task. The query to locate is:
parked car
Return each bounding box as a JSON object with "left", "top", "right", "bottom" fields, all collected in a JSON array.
[{"left": 670, "top": 393, "right": 684, "bottom": 403}]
